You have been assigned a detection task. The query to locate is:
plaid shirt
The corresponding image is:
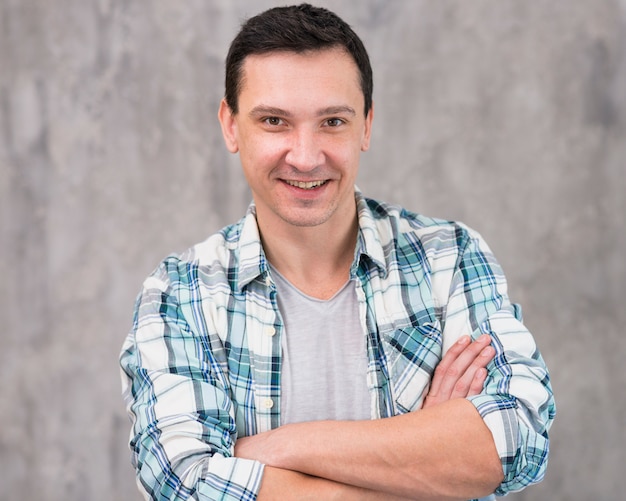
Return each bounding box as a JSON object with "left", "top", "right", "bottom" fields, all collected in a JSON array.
[{"left": 120, "top": 190, "right": 555, "bottom": 500}]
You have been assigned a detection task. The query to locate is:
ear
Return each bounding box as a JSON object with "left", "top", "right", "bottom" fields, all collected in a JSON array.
[
  {"left": 361, "top": 102, "right": 374, "bottom": 152},
  {"left": 218, "top": 99, "right": 239, "bottom": 153}
]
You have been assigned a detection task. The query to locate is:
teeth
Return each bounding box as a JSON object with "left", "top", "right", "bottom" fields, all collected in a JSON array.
[{"left": 286, "top": 180, "right": 326, "bottom": 189}]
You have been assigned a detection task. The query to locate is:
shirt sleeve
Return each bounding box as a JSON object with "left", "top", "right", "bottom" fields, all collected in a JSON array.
[
  {"left": 119, "top": 259, "right": 265, "bottom": 501},
  {"left": 443, "top": 228, "right": 556, "bottom": 496}
]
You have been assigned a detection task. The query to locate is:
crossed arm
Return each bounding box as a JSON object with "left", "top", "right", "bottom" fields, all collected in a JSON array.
[{"left": 235, "top": 334, "right": 503, "bottom": 501}]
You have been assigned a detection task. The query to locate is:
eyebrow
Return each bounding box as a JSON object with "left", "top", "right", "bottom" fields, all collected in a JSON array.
[
  {"left": 249, "top": 106, "right": 293, "bottom": 119},
  {"left": 319, "top": 105, "right": 356, "bottom": 117},
  {"left": 249, "top": 105, "right": 356, "bottom": 119}
]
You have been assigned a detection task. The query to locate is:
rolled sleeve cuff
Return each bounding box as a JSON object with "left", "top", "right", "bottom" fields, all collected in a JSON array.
[
  {"left": 467, "top": 394, "right": 520, "bottom": 496},
  {"left": 141, "top": 455, "right": 266, "bottom": 501},
  {"left": 200, "top": 455, "right": 266, "bottom": 500}
]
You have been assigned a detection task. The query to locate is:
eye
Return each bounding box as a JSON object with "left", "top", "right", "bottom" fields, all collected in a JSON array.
[
  {"left": 325, "top": 118, "right": 345, "bottom": 127},
  {"left": 264, "top": 117, "right": 284, "bottom": 126}
]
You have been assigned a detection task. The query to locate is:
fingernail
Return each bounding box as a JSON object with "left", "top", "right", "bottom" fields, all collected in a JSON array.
[{"left": 457, "top": 335, "right": 470, "bottom": 345}]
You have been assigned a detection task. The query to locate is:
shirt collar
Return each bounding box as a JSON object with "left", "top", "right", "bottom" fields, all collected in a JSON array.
[
  {"left": 235, "top": 188, "right": 389, "bottom": 291},
  {"left": 353, "top": 188, "right": 388, "bottom": 278},
  {"left": 236, "top": 203, "right": 269, "bottom": 291}
]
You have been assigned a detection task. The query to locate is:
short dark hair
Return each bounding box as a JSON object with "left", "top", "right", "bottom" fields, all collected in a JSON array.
[{"left": 224, "top": 3, "right": 373, "bottom": 116}]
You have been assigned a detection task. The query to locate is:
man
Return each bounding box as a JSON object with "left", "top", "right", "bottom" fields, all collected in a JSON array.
[{"left": 120, "top": 4, "right": 555, "bottom": 500}]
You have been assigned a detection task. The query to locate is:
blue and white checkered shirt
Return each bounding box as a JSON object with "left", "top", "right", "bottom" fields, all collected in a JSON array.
[{"left": 120, "top": 190, "right": 555, "bottom": 500}]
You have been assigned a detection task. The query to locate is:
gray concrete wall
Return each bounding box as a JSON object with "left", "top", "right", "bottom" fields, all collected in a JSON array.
[{"left": 1, "top": 1, "right": 624, "bottom": 499}]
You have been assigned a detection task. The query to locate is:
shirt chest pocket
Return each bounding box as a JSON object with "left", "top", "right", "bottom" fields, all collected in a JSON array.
[{"left": 382, "top": 322, "right": 443, "bottom": 414}]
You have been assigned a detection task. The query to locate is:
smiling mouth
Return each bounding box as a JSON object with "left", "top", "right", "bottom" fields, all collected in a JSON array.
[{"left": 284, "top": 180, "right": 328, "bottom": 190}]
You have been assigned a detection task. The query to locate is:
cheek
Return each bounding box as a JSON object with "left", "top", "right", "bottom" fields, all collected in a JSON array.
[
  {"left": 239, "top": 136, "right": 286, "bottom": 173},
  {"left": 245, "top": 134, "right": 285, "bottom": 158},
  {"left": 325, "top": 138, "right": 362, "bottom": 169}
]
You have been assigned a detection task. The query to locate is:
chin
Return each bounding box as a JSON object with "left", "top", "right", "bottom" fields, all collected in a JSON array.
[{"left": 278, "top": 210, "right": 334, "bottom": 228}]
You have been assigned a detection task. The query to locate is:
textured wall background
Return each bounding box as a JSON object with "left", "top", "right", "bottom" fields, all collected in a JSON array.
[{"left": 1, "top": 1, "right": 625, "bottom": 499}]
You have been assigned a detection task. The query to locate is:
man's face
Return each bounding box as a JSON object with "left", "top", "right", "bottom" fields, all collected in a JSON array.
[{"left": 219, "top": 48, "right": 373, "bottom": 232}]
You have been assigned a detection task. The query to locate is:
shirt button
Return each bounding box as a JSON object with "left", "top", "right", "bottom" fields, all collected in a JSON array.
[
  {"left": 263, "top": 398, "right": 274, "bottom": 409},
  {"left": 265, "top": 276, "right": 272, "bottom": 287},
  {"left": 264, "top": 326, "right": 276, "bottom": 337}
]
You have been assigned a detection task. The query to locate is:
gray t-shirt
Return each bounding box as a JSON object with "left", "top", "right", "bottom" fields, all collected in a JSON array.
[
  {"left": 270, "top": 265, "right": 371, "bottom": 425},
  {"left": 272, "top": 268, "right": 498, "bottom": 501}
]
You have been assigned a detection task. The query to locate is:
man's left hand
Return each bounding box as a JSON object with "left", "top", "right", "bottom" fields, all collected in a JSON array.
[{"left": 422, "top": 334, "right": 495, "bottom": 409}]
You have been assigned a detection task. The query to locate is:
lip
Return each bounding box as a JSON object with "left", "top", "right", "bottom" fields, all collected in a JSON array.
[
  {"left": 280, "top": 178, "right": 331, "bottom": 198},
  {"left": 283, "top": 179, "right": 328, "bottom": 189}
]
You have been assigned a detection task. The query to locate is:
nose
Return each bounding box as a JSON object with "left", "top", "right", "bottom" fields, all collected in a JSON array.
[{"left": 284, "top": 128, "right": 324, "bottom": 171}]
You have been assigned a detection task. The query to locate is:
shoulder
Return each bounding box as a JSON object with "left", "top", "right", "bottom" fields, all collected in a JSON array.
[
  {"left": 360, "top": 196, "right": 478, "bottom": 254},
  {"left": 144, "top": 216, "right": 249, "bottom": 294}
]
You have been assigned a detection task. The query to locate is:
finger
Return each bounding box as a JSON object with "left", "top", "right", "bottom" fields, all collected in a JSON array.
[
  {"left": 467, "top": 368, "right": 488, "bottom": 396},
  {"left": 434, "top": 335, "right": 492, "bottom": 400},
  {"left": 449, "top": 346, "right": 495, "bottom": 399},
  {"left": 428, "top": 335, "right": 471, "bottom": 398}
]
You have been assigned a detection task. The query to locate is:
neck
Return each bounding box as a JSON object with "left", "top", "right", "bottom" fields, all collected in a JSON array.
[{"left": 257, "top": 208, "right": 358, "bottom": 300}]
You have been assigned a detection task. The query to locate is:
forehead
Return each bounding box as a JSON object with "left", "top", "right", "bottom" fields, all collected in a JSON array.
[{"left": 237, "top": 48, "right": 364, "bottom": 111}]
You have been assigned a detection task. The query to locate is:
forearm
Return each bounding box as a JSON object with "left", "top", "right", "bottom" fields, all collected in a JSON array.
[
  {"left": 257, "top": 466, "right": 414, "bottom": 501},
  {"left": 238, "top": 398, "right": 502, "bottom": 500}
]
